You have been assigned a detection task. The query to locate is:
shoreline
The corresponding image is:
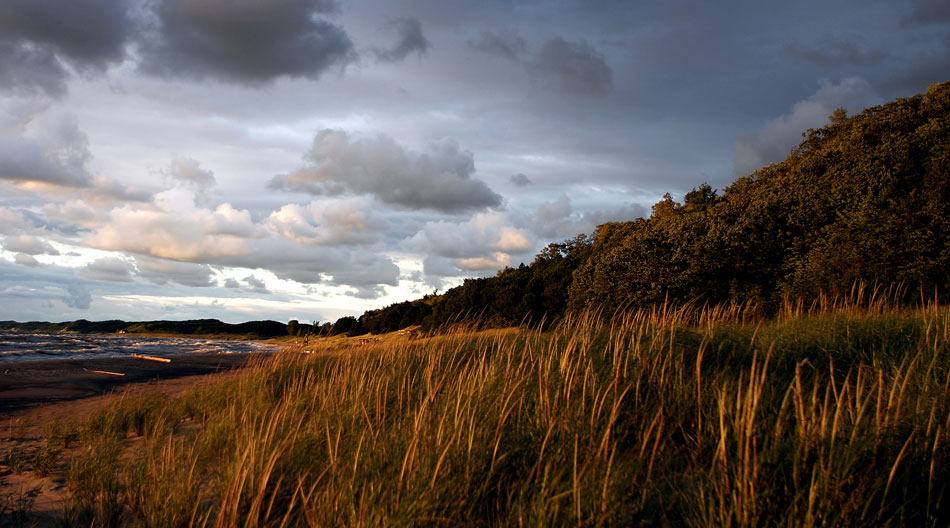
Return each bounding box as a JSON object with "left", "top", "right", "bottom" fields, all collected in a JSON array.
[
  {"left": 0, "top": 351, "right": 272, "bottom": 414},
  {"left": 0, "top": 328, "right": 284, "bottom": 340},
  {"left": 0, "top": 353, "right": 271, "bottom": 526}
]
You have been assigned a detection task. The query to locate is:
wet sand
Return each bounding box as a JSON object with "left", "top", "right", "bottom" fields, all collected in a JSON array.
[
  {"left": 0, "top": 351, "right": 272, "bottom": 414},
  {"left": 0, "top": 351, "right": 273, "bottom": 526}
]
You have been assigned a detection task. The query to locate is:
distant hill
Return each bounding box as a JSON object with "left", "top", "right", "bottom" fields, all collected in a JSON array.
[
  {"left": 0, "top": 319, "right": 288, "bottom": 339},
  {"left": 352, "top": 82, "right": 950, "bottom": 334}
]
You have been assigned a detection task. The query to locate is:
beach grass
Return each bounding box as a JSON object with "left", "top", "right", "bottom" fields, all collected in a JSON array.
[{"left": 62, "top": 297, "right": 950, "bottom": 526}]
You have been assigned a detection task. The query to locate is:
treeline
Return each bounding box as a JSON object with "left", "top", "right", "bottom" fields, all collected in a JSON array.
[
  {"left": 348, "top": 82, "right": 950, "bottom": 334},
  {"left": 0, "top": 319, "right": 288, "bottom": 339},
  {"left": 356, "top": 235, "right": 592, "bottom": 334}
]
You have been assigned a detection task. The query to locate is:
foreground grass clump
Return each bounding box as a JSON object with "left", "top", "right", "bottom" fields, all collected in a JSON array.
[{"left": 66, "top": 302, "right": 950, "bottom": 526}]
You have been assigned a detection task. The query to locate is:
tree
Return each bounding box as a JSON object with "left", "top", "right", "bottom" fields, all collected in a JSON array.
[{"left": 651, "top": 193, "right": 679, "bottom": 219}]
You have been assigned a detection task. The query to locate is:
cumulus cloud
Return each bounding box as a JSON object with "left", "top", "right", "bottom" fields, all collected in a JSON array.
[
  {"left": 404, "top": 212, "right": 533, "bottom": 274},
  {"left": 733, "top": 77, "right": 882, "bottom": 176},
  {"left": 469, "top": 29, "right": 527, "bottom": 61},
  {"left": 14, "top": 253, "right": 40, "bottom": 267},
  {"left": 85, "top": 175, "right": 154, "bottom": 205},
  {"left": 328, "top": 253, "right": 401, "bottom": 298},
  {"left": 0, "top": 105, "right": 93, "bottom": 187},
  {"left": 374, "top": 18, "right": 429, "bottom": 62},
  {"left": 63, "top": 283, "right": 91, "bottom": 309},
  {"left": 783, "top": 34, "right": 886, "bottom": 66},
  {"left": 532, "top": 37, "right": 613, "bottom": 96},
  {"left": 0, "top": 0, "right": 131, "bottom": 94},
  {"left": 78, "top": 257, "right": 136, "bottom": 282},
  {"left": 168, "top": 157, "right": 215, "bottom": 188},
  {"left": 0, "top": 104, "right": 148, "bottom": 204},
  {"left": 82, "top": 190, "right": 399, "bottom": 296},
  {"left": 84, "top": 197, "right": 260, "bottom": 261},
  {"left": 0, "top": 207, "right": 34, "bottom": 234},
  {"left": 509, "top": 173, "right": 532, "bottom": 187},
  {"left": 269, "top": 129, "right": 502, "bottom": 213},
  {"left": 139, "top": 0, "right": 356, "bottom": 83},
  {"left": 1, "top": 234, "right": 59, "bottom": 255},
  {"left": 135, "top": 255, "right": 215, "bottom": 287},
  {"left": 165, "top": 158, "right": 216, "bottom": 205},
  {"left": 266, "top": 197, "right": 385, "bottom": 247},
  {"left": 243, "top": 275, "right": 270, "bottom": 294},
  {"left": 41, "top": 199, "right": 105, "bottom": 231}
]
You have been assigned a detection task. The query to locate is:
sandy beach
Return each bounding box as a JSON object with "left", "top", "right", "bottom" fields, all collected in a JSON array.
[
  {"left": 0, "top": 351, "right": 272, "bottom": 525},
  {"left": 0, "top": 351, "right": 271, "bottom": 414}
]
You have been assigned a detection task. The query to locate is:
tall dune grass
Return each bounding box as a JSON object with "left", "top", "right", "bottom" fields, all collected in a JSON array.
[{"left": 65, "top": 300, "right": 950, "bottom": 526}]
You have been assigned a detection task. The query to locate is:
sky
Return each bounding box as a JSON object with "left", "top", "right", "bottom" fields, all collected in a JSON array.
[{"left": 0, "top": 0, "right": 947, "bottom": 324}]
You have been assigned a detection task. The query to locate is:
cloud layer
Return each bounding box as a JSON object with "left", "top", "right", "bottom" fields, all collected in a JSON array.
[
  {"left": 733, "top": 78, "right": 883, "bottom": 176},
  {"left": 0, "top": 0, "right": 130, "bottom": 94},
  {"left": 0, "top": 0, "right": 944, "bottom": 323},
  {"left": 269, "top": 130, "right": 502, "bottom": 213},
  {"left": 139, "top": 0, "right": 356, "bottom": 83}
]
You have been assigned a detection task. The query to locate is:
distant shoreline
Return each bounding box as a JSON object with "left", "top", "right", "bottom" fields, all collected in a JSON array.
[
  {"left": 0, "top": 328, "right": 282, "bottom": 341},
  {"left": 0, "top": 318, "right": 290, "bottom": 340}
]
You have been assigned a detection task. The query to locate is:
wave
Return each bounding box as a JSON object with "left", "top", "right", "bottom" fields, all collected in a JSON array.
[{"left": 0, "top": 331, "right": 264, "bottom": 363}]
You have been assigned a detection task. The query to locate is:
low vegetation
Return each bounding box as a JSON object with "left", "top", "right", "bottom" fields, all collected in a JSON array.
[{"left": 62, "top": 293, "right": 950, "bottom": 526}]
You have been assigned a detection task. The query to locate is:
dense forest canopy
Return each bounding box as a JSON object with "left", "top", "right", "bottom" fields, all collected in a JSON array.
[{"left": 339, "top": 82, "right": 949, "bottom": 335}]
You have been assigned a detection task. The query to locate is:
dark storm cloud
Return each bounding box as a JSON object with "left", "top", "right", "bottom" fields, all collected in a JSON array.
[
  {"left": 783, "top": 34, "right": 887, "bottom": 66},
  {"left": 532, "top": 38, "right": 613, "bottom": 96},
  {"left": 469, "top": 29, "right": 527, "bottom": 61},
  {"left": 269, "top": 130, "right": 503, "bottom": 214},
  {"left": 0, "top": 42, "right": 69, "bottom": 96},
  {"left": 885, "top": 53, "right": 950, "bottom": 94},
  {"left": 0, "top": 0, "right": 131, "bottom": 94},
  {"left": 0, "top": 0, "right": 130, "bottom": 66},
  {"left": 140, "top": 0, "right": 356, "bottom": 83},
  {"left": 374, "top": 18, "right": 429, "bottom": 62},
  {"left": 903, "top": 0, "right": 950, "bottom": 27}
]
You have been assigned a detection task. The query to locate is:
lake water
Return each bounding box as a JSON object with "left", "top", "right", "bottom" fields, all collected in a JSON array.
[{"left": 0, "top": 331, "right": 268, "bottom": 363}]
